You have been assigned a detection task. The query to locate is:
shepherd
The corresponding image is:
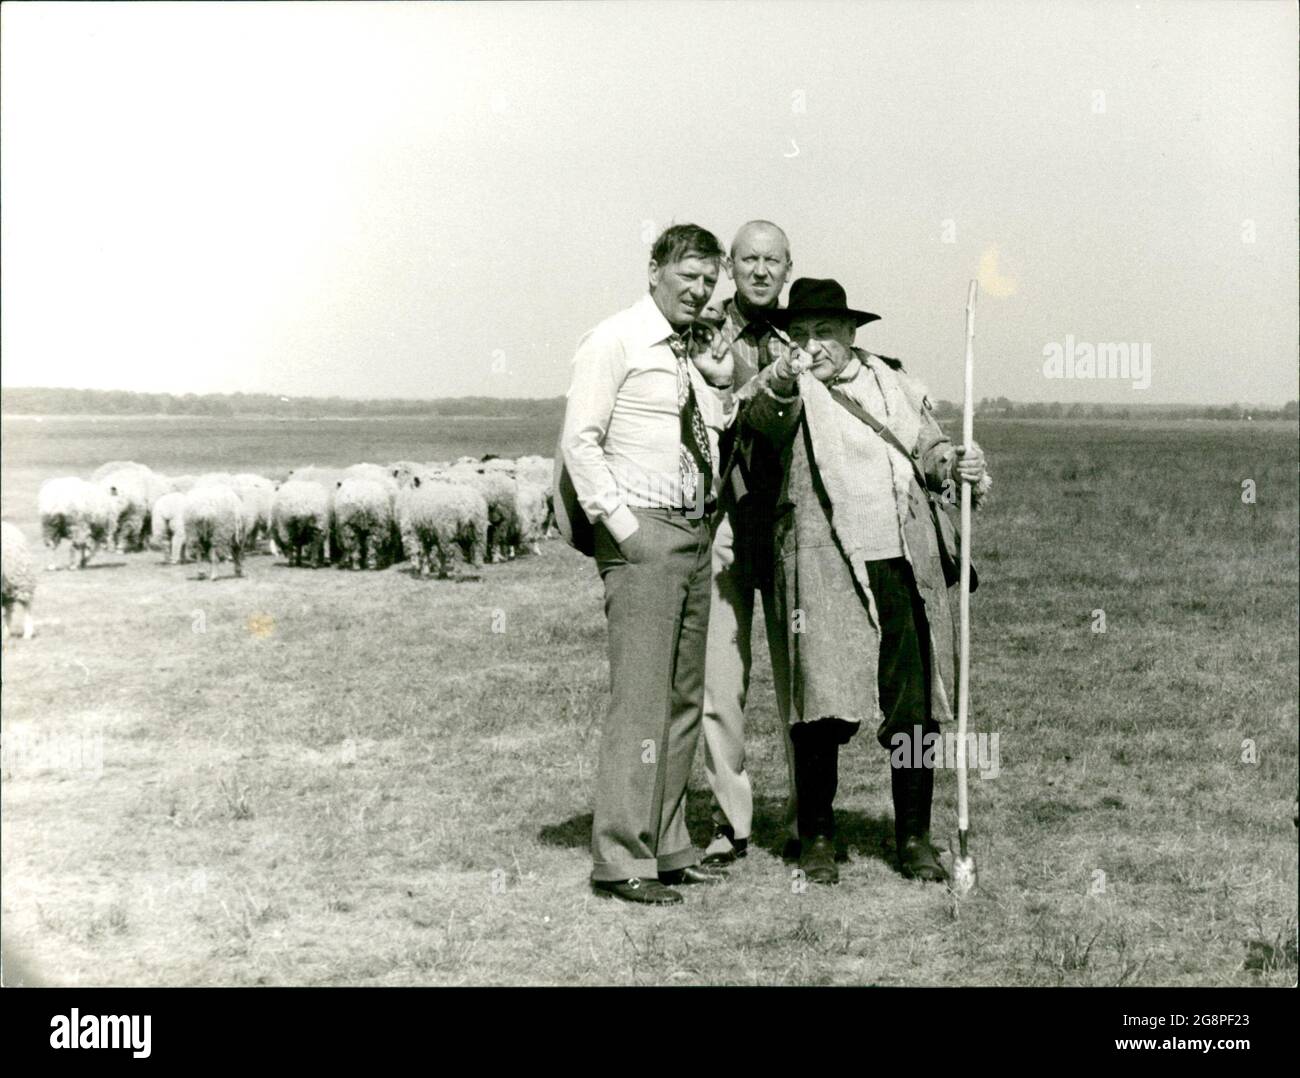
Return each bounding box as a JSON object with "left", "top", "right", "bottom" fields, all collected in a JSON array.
[{"left": 741, "top": 278, "right": 991, "bottom": 884}]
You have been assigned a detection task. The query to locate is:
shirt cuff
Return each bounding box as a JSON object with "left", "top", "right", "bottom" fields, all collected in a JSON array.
[{"left": 603, "top": 504, "right": 640, "bottom": 543}]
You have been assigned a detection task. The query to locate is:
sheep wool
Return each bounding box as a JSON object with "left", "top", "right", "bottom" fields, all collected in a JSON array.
[
  {"left": 1, "top": 521, "right": 37, "bottom": 642},
  {"left": 271, "top": 481, "right": 331, "bottom": 567},
  {"left": 181, "top": 485, "right": 246, "bottom": 580},
  {"left": 38, "top": 477, "right": 113, "bottom": 569},
  {"left": 397, "top": 477, "right": 489, "bottom": 577},
  {"left": 331, "top": 478, "right": 396, "bottom": 570},
  {"left": 150, "top": 491, "right": 188, "bottom": 564}
]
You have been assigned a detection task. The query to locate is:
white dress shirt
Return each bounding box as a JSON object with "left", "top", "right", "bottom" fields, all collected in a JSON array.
[{"left": 560, "top": 293, "right": 735, "bottom": 543}]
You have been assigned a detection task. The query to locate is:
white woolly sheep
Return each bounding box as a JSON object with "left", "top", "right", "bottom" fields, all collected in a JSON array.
[
  {"left": 514, "top": 480, "right": 550, "bottom": 557},
  {"left": 331, "top": 478, "right": 396, "bottom": 570},
  {"left": 230, "top": 474, "right": 277, "bottom": 554},
  {"left": 515, "top": 455, "right": 556, "bottom": 536},
  {"left": 169, "top": 474, "right": 197, "bottom": 494},
  {"left": 397, "top": 476, "right": 489, "bottom": 577},
  {"left": 97, "top": 468, "right": 154, "bottom": 552},
  {"left": 150, "top": 491, "right": 188, "bottom": 564},
  {"left": 2, "top": 521, "right": 37, "bottom": 642},
  {"left": 447, "top": 465, "right": 520, "bottom": 562},
  {"left": 271, "top": 481, "right": 331, "bottom": 567},
  {"left": 285, "top": 465, "right": 345, "bottom": 489},
  {"left": 387, "top": 461, "right": 424, "bottom": 488},
  {"left": 181, "top": 485, "right": 246, "bottom": 580},
  {"left": 90, "top": 460, "right": 152, "bottom": 482},
  {"left": 342, "top": 463, "right": 399, "bottom": 492},
  {"left": 38, "top": 477, "right": 113, "bottom": 569}
]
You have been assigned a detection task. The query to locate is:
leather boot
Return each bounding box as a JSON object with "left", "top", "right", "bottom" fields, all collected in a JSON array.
[{"left": 892, "top": 762, "right": 947, "bottom": 882}]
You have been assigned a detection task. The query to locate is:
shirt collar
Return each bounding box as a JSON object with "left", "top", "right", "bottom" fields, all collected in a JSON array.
[
  {"left": 634, "top": 292, "right": 679, "bottom": 348},
  {"left": 828, "top": 349, "right": 868, "bottom": 386}
]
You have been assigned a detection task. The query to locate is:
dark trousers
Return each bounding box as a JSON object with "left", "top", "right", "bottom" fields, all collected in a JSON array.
[
  {"left": 792, "top": 556, "right": 937, "bottom": 841},
  {"left": 589, "top": 509, "right": 714, "bottom": 882}
]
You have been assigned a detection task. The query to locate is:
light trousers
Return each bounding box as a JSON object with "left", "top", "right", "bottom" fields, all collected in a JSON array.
[{"left": 700, "top": 509, "right": 799, "bottom": 842}]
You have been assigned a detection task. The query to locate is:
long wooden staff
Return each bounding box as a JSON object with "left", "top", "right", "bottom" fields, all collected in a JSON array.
[{"left": 953, "top": 279, "right": 979, "bottom": 896}]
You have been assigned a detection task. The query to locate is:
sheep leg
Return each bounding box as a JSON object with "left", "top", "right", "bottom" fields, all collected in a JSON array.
[
  {"left": 232, "top": 543, "right": 243, "bottom": 578},
  {"left": 1, "top": 607, "right": 10, "bottom": 643},
  {"left": 209, "top": 546, "right": 219, "bottom": 581},
  {"left": 18, "top": 602, "right": 34, "bottom": 640}
]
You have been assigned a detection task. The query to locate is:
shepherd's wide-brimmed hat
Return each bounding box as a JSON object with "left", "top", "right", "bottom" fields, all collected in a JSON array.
[{"left": 771, "top": 278, "right": 880, "bottom": 329}]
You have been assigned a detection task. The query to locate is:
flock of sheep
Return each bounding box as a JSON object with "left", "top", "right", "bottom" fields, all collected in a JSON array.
[{"left": 1, "top": 455, "right": 556, "bottom": 641}]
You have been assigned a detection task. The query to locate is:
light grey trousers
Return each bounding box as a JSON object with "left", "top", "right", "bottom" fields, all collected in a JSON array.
[{"left": 589, "top": 508, "right": 713, "bottom": 883}]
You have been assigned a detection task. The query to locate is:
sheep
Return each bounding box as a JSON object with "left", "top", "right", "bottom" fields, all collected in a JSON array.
[
  {"left": 193, "top": 472, "right": 237, "bottom": 489},
  {"left": 446, "top": 465, "right": 520, "bottom": 562},
  {"left": 387, "top": 461, "right": 424, "bottom": 489},
  {"left": 479, "top": 456, "right": 516, "bottom": 474},
  {"left": 150, "top": 491, "right": 188, "bottom": 564},
  {"left": 38, "top": 477, "right": 113, "bottom": 569},
  {"left": 169, "top": 474, "right": 197, "bottom": 494},
  {"left": 97, "top": 468, "right": 153, "bottom": 552},
  {"left": 2, "top": 522, "right": 37, "bottom": 642},
  {"left": 397, "top": 476, "right": 489, "bottom": 577},
  {"left": 271, "top": 481, "right": 331, "bottom": 567},
  {"left": 342, "top": 463, "right": 399, "bottom": 492},
  {"left": 285, "top": 465, "right": 345, "bottom": 489},
  {"left": 181, "top": 485, "right": 246, "bottom": 580},
  {"left": 514, "top": 479, "right": 550, "bottom": 557},
  {"left": 230, "top": 474, "right": 277, "bottom": 554},
  {"left": 90, "top": 460, "right": 152, "bottom": 482},
  {"left": 331, "top": 478, "right": 396, "bottom": 570},
  {"left": 515, "top": 455, "right": 556, "bottom": 537}
]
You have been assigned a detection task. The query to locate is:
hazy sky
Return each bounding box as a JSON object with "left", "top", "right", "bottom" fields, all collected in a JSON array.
[{"left": 2, "top": 1, "right": 1296, "bottom": 404}]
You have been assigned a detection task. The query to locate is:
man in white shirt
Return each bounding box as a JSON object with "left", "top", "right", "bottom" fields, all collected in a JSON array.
[{"left": 559, "top": 224, "right": 736, "bottom": 905}]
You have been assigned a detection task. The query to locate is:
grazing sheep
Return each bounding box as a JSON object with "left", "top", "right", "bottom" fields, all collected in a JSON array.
[
  {"left": 181, "top": 485, "right": 246, "bottom": 580},
  {"left": 447, "top": 465, "right": 520, "bottom": 562},
  {"left": 150, "top": 491, "right": 188, "bottom": 564},
  {"left": 397, "top": 477, "right": 489, "bottom": 577},
  {"left": 388, "top": 461, "right": 424, "bottom": 489},
  {"left": 331, "top": 478, "right": 396, "bottom": 570},
  {"left": 2, "top": 521, "right": 36, "bottom": 642},
  {"left": 271, "top": 481, "right": 331, "bottom": 567},
  {"left": 514, "top": 480, "right": 550, "bottom": 557},
  {"left": 230, "top": 474, "right": 277, "bottom": 554},
  {"left": 98, "top": 468, "right": 153, "bottom": 552},
  {"left": 38, "top": 477, "right": 113, "bottom": 569},
  {"left": 169, "top": 474, "right": 197, "bottom": 494},
  {"left": 479, "top": 456, "right": 516, "bottom": 474},
  {"left": 193, "top": 472, "right": 237, "bottom": 489},
  {"left": 342, "top": 463, "right": 399, "bottom": 492},
  {"left": 515, "top": 455, "right": 556, "bottom": 537},
  {"left": 90, "top": 460, "right": 152, "bottom": 482},
  {"left": 285, "top": 465, "right": 345, "bottom": 489}
]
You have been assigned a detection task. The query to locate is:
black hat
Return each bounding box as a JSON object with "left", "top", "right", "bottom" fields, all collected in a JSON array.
[{"left": 771, "top": 278, "right": 880, "bottom": 328}]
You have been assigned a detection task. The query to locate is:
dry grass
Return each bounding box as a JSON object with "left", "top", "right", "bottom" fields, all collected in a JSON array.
[{"left": 1, "top": 415, "right": 1296, "bottom": 985}]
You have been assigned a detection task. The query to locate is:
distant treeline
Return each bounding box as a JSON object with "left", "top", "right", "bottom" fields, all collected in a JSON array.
[
  {"left": 1, "top": 386, "right": 1295, "bottom": 421},
  {"left": 966, "top": 397, "right": 1299, "bottom": 421},
  {"left": 0, "top": 387, "right": 566, "bottom": 419}
]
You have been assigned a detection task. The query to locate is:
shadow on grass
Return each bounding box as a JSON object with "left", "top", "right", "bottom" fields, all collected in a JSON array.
[
  {"left": 396, "top": 567, "right": 484, "bottom": 583},
  {"left": 537, "top": 795, "right": 897, "bottom": 871}
]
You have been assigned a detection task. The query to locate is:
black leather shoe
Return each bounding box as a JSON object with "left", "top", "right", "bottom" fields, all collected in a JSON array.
[
  {"left": 592, "top": 877, "right": 683, "bottom": 905},
  {"left": 660, "top": 865, "right": 727, "bottom": 886},
  {"left": 798, "top": 835, "right": 839, "bottom": 885},
  {"left": 898, "top": 835, "right": 948, "bottom": 882}
]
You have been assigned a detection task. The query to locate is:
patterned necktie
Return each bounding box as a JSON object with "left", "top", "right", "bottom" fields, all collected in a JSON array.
[{"left": 667, "top": 332, "right": 713, "bottom": 510}]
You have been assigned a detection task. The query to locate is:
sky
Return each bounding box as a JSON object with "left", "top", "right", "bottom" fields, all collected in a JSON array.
[{"left": 2, "top": 0, "right": 1296, "bottom": 405}]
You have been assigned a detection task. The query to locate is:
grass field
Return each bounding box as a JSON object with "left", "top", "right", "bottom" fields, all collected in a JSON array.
[{"left": 1, "top": 414, "right": 1296, "bottom": 986}]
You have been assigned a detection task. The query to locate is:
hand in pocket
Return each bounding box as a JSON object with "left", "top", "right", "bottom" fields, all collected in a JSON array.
[{"left": 617, "top": 526, "right": 651, "bottom": 564}]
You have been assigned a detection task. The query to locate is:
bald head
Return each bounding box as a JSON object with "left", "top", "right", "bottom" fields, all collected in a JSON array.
[
  {"left": 729, "top": 220, "right": 790, "bottom": 260},
  {"left": 727, "top": 220, "right": 792, "bottom": 310}
]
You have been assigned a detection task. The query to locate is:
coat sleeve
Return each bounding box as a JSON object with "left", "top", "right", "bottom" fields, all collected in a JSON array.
[
  {"left": 739, "top": 364, "right": 803, "bottom": 447},
  {"left": 905, "top": 374, "right": 992, "bottom": 507}
]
